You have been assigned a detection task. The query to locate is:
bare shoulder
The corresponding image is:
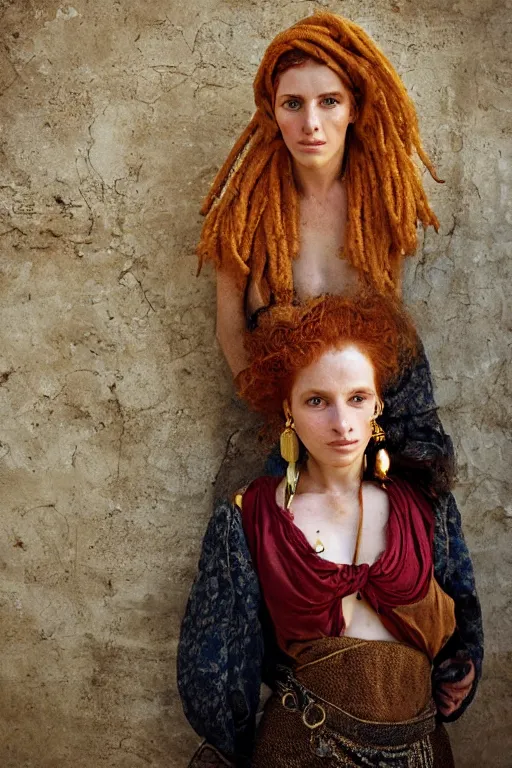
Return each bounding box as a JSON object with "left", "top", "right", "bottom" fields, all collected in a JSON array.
[
  {"left": 216, "top": 268, "right": 245, "bottom": 306},
  {"left": 362, "top": 481, "right": 390, "bottom": 520}
]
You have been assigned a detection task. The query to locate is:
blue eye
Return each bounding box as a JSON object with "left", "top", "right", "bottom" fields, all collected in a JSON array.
[
  {"left": 322, "top": 97, "right": 339, "bottom": 107},
  {"left": 306, "top": 396, "right": 324, "bottom": 407},
  {"left": 285, "top": 99, "right": 301, "bottom": 110}
]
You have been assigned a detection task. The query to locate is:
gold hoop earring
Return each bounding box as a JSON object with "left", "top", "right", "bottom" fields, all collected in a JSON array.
[
  {"left": 371, "top": 412, "right": 390, "bottom": 483},
  {"left": 280, "top": 402, "right": 299, "bottom": 509}
]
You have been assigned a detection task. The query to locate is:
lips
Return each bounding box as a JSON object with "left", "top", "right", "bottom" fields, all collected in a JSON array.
[
  {"left": 299, "top": 141, "right": 326, "bottom": 146},
  {"left": 328, "top": 439, "right": 358, "bottom": 447}
]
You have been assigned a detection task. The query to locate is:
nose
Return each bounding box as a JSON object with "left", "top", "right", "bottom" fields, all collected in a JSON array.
[
  {"left": 302, "top": 103, "right": 320, "bottom": 134},
  {"left": 331, "top": 405, "right": 351, "bottom": 435}
]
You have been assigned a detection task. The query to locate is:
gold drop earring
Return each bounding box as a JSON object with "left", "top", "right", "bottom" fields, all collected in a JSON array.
[
  {"left": 280, "top": 401, "right": 300, "bottom": 509},
  {"left": 371, "top": 399, "right": 390, "bottom": 483}
]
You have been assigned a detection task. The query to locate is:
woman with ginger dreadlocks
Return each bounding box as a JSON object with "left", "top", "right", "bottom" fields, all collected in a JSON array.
[
  {"left": 198, "top": 11, "right": 442, "bottom": 376},
  {"left": 178, "top": 295, "right": 483, "bottom": 768},
  {"left": 200, "top": 10, "right": 457, "bottom": 515}
]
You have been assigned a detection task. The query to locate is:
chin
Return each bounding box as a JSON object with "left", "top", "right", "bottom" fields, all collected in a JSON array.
[
  {"left": 322, "top": 452, "right": 359, "bottom": 469},
  {"left": 295, "top": 155, "right": 331, "bottom": 171},
  {"left": 332, "top": 457, "right": 358, "bottom": 468},
  {"left": 292, "top": 147, "right": 344, "bottom": 173}
]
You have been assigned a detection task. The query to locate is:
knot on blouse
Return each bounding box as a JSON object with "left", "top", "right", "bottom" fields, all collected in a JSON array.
[{"left": 241, "top": 476, "right": 440, "bottom": 657}]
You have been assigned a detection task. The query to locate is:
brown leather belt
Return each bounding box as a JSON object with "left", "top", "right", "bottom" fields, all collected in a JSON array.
[{"left": 275, "top": 665, "right": 436, "bottom": 749}]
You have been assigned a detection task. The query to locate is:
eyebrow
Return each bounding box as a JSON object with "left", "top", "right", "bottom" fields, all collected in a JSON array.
[
  {"left": 278, "top": 91, "right": 345, "bottom": 100},
  {"left": 318, "top": 91, "right": 344, "bottom": 99},
  {"left": 303, "top": 387, "right": 376, "bottom": 397}
]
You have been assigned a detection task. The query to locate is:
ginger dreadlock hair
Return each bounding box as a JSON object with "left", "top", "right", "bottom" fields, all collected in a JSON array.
[{"left": 197, "top": 11, "right": 442, "bottom": 299}]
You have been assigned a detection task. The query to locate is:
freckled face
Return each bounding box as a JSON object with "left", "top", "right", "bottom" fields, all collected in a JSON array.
[
  {"left": 289, "top": 346, "right": 378, "bottom": 469},
  {"left": 274, "top": 61, "right": 355, "bottom": 175}
]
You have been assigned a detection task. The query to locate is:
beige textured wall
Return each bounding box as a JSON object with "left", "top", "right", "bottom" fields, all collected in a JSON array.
[{"left": 0, "top": 1, "right": 510, "bottom": 766}]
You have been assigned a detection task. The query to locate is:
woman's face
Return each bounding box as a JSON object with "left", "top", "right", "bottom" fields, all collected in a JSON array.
[
  {"left": 289, "top": 346, "right": 377, "bottom": 469},
  {"left": 274, "top": 60, "right": 354, "bottom": 175}
]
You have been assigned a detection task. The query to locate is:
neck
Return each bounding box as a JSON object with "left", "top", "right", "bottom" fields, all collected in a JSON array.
[
  {"left": 292, "top": 154, "right": 344, "bottom": 200},
  {"left": 302, "top": 454, "right": 363, "bottom": 495}
]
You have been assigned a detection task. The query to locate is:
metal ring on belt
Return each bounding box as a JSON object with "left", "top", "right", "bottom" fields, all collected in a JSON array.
[
  {"left": 302, "top": 702, "right": 327, "bottom": 730},
  {"left": 281, "top": 691, "right": 299, "bottom": 711}
]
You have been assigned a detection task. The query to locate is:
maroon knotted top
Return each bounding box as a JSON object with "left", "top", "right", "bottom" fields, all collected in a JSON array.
[{"left": 240, "top": 476, "right": 455, "bottom": 659}]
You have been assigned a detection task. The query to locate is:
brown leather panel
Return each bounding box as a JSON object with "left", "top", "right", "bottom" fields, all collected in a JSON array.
[
  {"left": 391, "top": 578, "right": 456, "bottom": 660},
  {"left": 291, "top": 636, "right": 432, "bottom": 722}
]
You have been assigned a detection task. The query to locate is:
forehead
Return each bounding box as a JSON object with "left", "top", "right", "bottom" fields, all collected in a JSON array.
[
  {"left": 275, "top": 60, "right": 349, "bottom": 97},
  {"left": 291, "top": 346, "right": 376, "bottom": 394}
]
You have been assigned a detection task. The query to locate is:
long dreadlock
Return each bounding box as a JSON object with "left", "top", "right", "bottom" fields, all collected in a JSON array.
[{"left": 197, "top": 11, "right": 442, "bottom": 300}]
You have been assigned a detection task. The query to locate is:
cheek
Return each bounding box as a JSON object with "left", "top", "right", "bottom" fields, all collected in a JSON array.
[
  {"left": 293, "top": 410, "right": 325, "bottom": 445},
  {"left": 325, "top": 108, "right": 351, "bottom": 135},
  {"left": 275, "top": 111, "right": 298, "bottom": 142},
  {"left": 359, "top": 413, "right": 373, "bottom": 443}
]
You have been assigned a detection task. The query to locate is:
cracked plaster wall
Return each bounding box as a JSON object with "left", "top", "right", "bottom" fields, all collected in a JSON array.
[{"left": 0, "top": 1, "right": 510, "bottom": 766}]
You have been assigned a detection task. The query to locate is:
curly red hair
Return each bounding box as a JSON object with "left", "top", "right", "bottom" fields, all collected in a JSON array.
[{"left": 237, "top": 293, "right": 418, "bottom": 419}]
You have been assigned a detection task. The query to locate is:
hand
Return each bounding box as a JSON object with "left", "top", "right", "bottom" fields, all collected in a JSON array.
[{"left": 436, "top": 659, "right": 475, "bottom": 717}]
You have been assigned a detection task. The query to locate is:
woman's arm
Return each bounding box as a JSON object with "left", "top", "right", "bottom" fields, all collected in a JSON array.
[
  {"left": 381, "top": 342, "right": 455, "bottom": 470},
  {"left": 433, "top": 493, "right": 484, "bottom": 721},
  {"left": 216, "top": 269, "right": 250, "bottom": 378},
  {"left": 435, "top": 660, "right": 476, "bottom": 717},
  {"left": 177, "top": 501, "right": 263, "bottom": 759}
]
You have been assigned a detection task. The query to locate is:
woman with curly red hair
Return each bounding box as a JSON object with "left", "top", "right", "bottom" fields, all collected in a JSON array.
[{"left": 178, "top": 295, "right": 483, "bottom": 768}]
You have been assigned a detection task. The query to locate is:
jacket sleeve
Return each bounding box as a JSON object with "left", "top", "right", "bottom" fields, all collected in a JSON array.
[
  {"left": 381, "top": 343, "right": 455, "bottom": 465},
  {"left": 433, "top": 492, "right": 484, "bottom": 721},
  {"left": 177, "top": 501, "right": 264, "bottom": 760}
]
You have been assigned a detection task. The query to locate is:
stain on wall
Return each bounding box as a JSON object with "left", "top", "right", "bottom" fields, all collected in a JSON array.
[{"left": 0, "top": 1, "right": 509, "bottom": 766}]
